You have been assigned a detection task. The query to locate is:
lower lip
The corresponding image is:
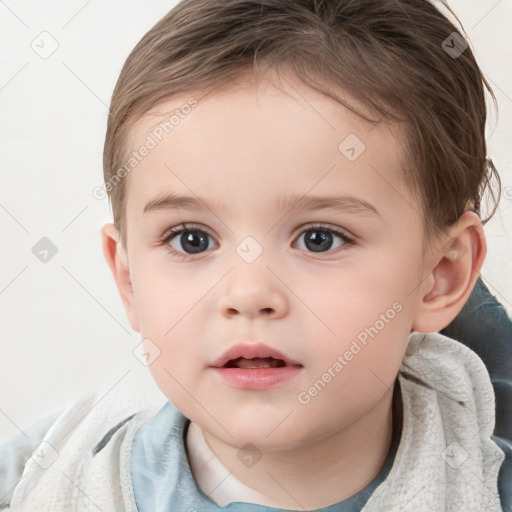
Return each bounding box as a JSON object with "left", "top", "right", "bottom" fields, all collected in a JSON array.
[{"left": 212, "top": 366, "right": 302, "bottom": 390}]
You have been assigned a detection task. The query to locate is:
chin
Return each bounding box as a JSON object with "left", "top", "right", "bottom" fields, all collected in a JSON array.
[{"left": 205, "top": 420, "right": 305, "bottom": 453}]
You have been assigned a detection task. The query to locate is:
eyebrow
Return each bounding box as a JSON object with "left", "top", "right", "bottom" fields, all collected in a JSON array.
[{"left": 143, "top": 192, "right": 380, "bottom": 217}]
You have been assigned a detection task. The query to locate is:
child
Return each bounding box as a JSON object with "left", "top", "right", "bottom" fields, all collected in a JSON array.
[{"left": 2, "top": 0, "right": 512, "bottom": 510}]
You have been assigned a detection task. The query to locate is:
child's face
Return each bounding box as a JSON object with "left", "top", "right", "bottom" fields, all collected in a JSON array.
[{"left": 120, "top": 71, "right": 435, "bottom": 451}]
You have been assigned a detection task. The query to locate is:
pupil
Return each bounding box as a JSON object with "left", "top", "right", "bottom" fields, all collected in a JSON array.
[{"left": 306, "top": 230, "right": 332, "bottom": 252}]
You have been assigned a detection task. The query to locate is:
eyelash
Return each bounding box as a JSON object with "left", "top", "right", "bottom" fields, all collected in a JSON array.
[{"left": 159, "top": 222, "right": 355, "bottom": 260}]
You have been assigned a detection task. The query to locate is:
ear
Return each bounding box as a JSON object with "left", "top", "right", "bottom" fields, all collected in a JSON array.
[
  {"left": 411, "top": 211, "right": 487, "bottom": 333},
  {"left": 101, "top": 223, "right": 140, "bottom": 333}
]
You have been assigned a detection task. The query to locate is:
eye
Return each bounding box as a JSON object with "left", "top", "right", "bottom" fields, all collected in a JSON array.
[
  {"left": 159, "top": 222, "right": 355, "bottom": 260},
  {"left": 294, "top": 224, "right": 354, "bottom": 254},
  {"left": 161, "top": 223, "right": 217, "bottom": 257}
]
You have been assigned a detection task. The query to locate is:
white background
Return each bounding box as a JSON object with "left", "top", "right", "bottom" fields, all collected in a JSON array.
[{"left": 0, "top": 0, "right": 511, "bottom": 443}]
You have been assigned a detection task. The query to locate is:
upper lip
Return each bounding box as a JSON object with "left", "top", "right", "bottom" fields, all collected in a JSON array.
[{"left": 211, "top": 343, "right": 302, "bottom": 368}]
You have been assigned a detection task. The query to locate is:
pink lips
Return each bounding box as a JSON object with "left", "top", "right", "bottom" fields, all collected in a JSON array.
[{"left": 211, "top": 343, "right": 303, "bottom": 390}]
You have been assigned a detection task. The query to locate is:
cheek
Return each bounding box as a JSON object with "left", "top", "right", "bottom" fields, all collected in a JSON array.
[
  {"left": 295, "top": 309, "right": 410, "bottom": 438},
  {"left": 292, "top": 250, "right": 419, "bottom": 390},
  {"left": 131, "top": 261, "right": 205, "bottom": 336},
  {"left": 131, "top": 264, "right": 210, "bottom": 357},
  {"left": 140, "top": 312, "right": 208, "bottom": 413},
  {"left": 294, "top": 253, "right": 418, "bottom": 339}
]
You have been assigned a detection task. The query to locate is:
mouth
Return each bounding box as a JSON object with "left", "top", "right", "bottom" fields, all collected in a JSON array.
[
  {"left": 223, "top": 356, "right": 288, "bottom": 369},
  {"left": 211, "top": 343, "right": 302, "bottom": 369},
  {"left": 212, "top": 345, "right": 303, "bottom": 390}
]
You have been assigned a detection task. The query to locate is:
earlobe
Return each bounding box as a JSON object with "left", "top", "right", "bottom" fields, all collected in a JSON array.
[
  {"left": 101, "top": 223, "right": 140, "bottom": 333},
  {"left": 411, "top": 212, "right": 486, "bottom": 333}
]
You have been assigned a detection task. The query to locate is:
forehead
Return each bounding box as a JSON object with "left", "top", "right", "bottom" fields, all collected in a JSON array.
[{"left": 124, "top": 71, "right": 414, "bottom": 223}]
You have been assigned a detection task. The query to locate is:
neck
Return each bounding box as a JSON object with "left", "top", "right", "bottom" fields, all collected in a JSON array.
[{"left": 199, "top": 383, "right": 400, "bottom": 510}]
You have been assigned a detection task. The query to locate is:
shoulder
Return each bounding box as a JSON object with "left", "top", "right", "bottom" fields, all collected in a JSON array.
[
  {"left": 0, "top": 409, "right": 63, "bottom": 509},
  {"left": 5, "top": 371, "right": 167, "bottom": 510},
  {"left": 401, "top": 331, "right": 493, "bottom": 391},
  {"left": 441, "top": 277, "right": 512, "bottom": 381},
  {"left": 401, "top": 332, "right": 511, "bottom": 511},
  {"left": 27, "top": 369, "right": 168, "bottom": 456},
  {"left": 400, "top": 332, "right": 498, "bottom": 433}
]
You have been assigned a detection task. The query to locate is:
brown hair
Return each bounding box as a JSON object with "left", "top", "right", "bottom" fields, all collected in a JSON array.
[{"left": 103, "top": 0, "right": 501, "bottom": 249}]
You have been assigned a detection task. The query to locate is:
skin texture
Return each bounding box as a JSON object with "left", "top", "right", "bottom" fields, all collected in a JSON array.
[{"left": 102, "top": 69, "right": 486, "bottom": 509}]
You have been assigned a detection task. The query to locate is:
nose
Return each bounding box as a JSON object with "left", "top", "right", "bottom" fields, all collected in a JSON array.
[{"left": 218, "top": 264, "right": 288, "bottom": 320}]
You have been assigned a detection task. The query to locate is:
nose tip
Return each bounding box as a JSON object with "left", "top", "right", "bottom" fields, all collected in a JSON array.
[
  {"left": 218, "top": 273, "right": 287, "bottom": 319},
  {"left": 217, "top": 246, "right": 289, "bottom": 320}
]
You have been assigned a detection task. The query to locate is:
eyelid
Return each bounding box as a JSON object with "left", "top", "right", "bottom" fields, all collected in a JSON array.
[
  {"left": 296, "top": 222, "right": 354, "bottom": 240},
  {"left": 160, "top": 222, "right": 216, "bottom": 241}
]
